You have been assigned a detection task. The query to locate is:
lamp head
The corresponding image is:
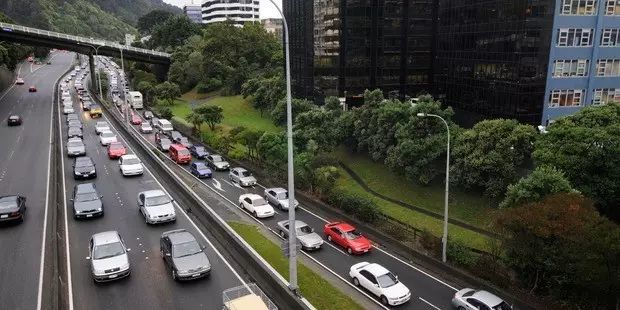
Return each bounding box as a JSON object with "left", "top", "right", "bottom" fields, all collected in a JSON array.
[{"left": 417, "top": 113, "right": 426, "bottom": 117}]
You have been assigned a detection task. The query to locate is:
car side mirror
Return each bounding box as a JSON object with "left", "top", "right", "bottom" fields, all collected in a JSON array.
[
  {"left": 86, "top": 256, "right": 91, "bottom": 260},
  {"left": 100, "top": 195, "right": 103, "bottom": 199}
]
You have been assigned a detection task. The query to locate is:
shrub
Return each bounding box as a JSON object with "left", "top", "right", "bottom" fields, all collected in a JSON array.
[
  {"left": 447, "top": 239, "right": 476, "bottom": 268},
  {"left": 159, "top": 107, "right": 173, "bottom": 120},
  {"left": 419, "top": 229, "right": 441, "bottom": 256},
  {"left": 326, "top": 189, "right": 380, "bottom": 223}
]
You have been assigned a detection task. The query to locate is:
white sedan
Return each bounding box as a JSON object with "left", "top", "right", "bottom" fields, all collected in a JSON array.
[
  {"left": 99, "top": 131, "right": 117, "bottom": 146},
  {"left": 238, "top": 194, "right": 274, "bottom": 218},
  {"left": 95, "top": 121, "right": 110, "bottom": 135},
  {"left": 63, "top": 105, "right": 74, "bottom": 114},
  {"left": 119, "top": 154, "right": 143, "bottom": 176},
  {"left": 349, "top": 262, "right": 411, "bottom": 306}
]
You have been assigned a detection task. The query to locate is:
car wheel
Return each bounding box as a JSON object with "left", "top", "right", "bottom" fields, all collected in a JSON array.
[
  {"left": 347, "top": 247, "right": 353, "bottom": 255},
  {"left": 352, "top": 277, "right": 359, "bottom": 286},
  {"left": 253, "top": 211, "right": 258, "bottom": 218},
  {"left": 160, "top": 249, "right": 164, "bottom": 259},
  {"left": 457, "top": 307, "right": 465, "bottom": 310},
  {"left": 279, "top": 230, "right": 285, "bottom": 238},
  {"left": 171, "top": 269, "right": 177, "bottom": 281},
  {"left": 239, "top": 203, "right": 244, "bottom": 209},
  {"left": 327, "top": 235, "right": 332, "bottom": 242},
  {"left": 380, "top": 296, "right": 388, "bottom": 306}
]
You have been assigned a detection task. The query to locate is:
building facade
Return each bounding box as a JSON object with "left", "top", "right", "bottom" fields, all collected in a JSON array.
[
  {"left": 261, "top": 18, "right": 284, "bottom": 40},
  {"left": 541, "top": 0, "right": 620, "bottom": 125},
  {"left": 184, "top": 3, "right": 204, "bottom": 24},
  {"left": 202, "top": 0, "right": 260, "bottom": 26}
]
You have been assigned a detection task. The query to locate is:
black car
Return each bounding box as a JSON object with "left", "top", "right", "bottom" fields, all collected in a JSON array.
[
  {"left": 7, "top": 115, "right": 22, "bottom": 126},
  {"left": 160, "top": 229, "right": 211, "bottom": 281},
  {"left": 73, "top": 156, "right": 96, "bottom": 179},
  {"left": 72, "top": 183, "right": 103, "bottom": 219},
  {"left": 67, "top": 126, "right": 83, "bottom": 139},
  {"left": 189, "top": 145, "right": 209, "bottom": 159},
  {"left": 0, "top": 195, "right": 26, "bottom": 223},
  {"left": 143, "top": 111, "right": 154, "bottom": 120}
]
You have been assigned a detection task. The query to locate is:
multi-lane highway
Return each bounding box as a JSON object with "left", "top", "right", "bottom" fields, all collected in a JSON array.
[
  {"left": 98, "top": 56, "right": 460, "bottom": 309},
  {"left": 57, "top": 58, "right": 245, "bottom": 309}
]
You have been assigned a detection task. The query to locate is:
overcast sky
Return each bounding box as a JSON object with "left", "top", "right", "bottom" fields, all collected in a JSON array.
[{"left": 163, "top": 0, "right": 282, "bottom": 19}]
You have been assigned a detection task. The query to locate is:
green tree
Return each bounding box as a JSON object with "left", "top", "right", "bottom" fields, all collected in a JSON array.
[
  {"left": 257, "top": 131, "right": 288, "bottom": 168},
  {"left": 155, "top": 81, "right": 181, "bottom": 106},
  {"left": 323, "top": 96, "right": 342, "bottom": 115},
  {"left": 451, "top": 119, "right": 537, "bottom": 198},
  {"left": 500, "top": 166, "right": 578, "bottom": 208},
  {"left": 533, "top": 103, "right": 620, "bottom": 221},
  {"left": 185, "top": 112, "right": 204, "bottom": 134},
  {"left": 149, "top": 15, "right": 201, "bottom": 49},
  {"left": 241, "top": 74, "right": 285, "bottom": 116},
  {"left": 159, "top": 107, "right": 173, "bottom": 120},
  {"left": 232, "top": 128, "right": 264, "bottom": 159},
  {"left": 293, "top": 108, "right": 342, "bottom": 153},
  {"left": 270, "top": 98, "right": 314, "bottom": 126},
  {"left": 313, "top": 166, "right": 340, "bottom": 197},
  {"left": 137, "top": 10, "right": 174, "bottom": 35},
  {"left": 195, "top": 105, "right": 223, "bottom": 131},
  {"left": 168, "top": 35, "right": 205, "bottom": 92},
  {"left": 136, "top": 81, "right": 155, "bottom": 107}
]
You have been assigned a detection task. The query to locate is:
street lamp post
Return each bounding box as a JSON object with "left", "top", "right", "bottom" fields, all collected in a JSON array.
[
  {"left": 417, "top": 113, "right": 451, "bottom": 263},
  {"left": 267, "top": 0, "right": 298, "bottom": 293},
  {"left": 79, "top": 42, "right": 104, "bottom": 100}
]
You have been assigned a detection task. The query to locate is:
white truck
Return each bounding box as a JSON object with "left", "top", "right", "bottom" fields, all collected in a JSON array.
[{"left": 127, "top": 91, "right": 143, "bottom": 109}]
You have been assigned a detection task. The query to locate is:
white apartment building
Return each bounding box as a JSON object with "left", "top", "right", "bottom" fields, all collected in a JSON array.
[{"left": 202, "top": 0, "right": 260, "bottom": 26}]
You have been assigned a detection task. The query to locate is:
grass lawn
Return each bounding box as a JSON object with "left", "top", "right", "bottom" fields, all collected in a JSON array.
[
  {"left": 334, "top": 147, "right": 497, "bottom": 229},
  {"left": 335, "top": 169, "right": 493, "bottom": 252},
  {"left": 228, "top": 222, "right": 364, "bottom": 310}
]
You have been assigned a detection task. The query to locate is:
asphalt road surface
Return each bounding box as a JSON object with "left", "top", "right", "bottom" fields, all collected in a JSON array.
[{"left": 0, "top": 52, "right": 73, "bottom": 310}]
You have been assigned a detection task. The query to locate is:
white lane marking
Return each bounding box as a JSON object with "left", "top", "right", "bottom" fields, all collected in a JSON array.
[
  {"left": 212, "top": 178, "right": 224, "bottom": 191},
  {"left": 323, "top": 240, "right": 348, "bottom": 255},
  {"left": 101, "top": 113, "right": 248, "bottom": 287},
  {"left": 223, "top": 179, "right": 235, "bottom": 187},
  {"left": 419, "top": 297, "right": 442, "bottom": 310},
  {"left": 52, "top": 62, "right": 74, "bottom": 310},
  {"left": 8, "top": 150, "right": 15, "bottom": 159}
]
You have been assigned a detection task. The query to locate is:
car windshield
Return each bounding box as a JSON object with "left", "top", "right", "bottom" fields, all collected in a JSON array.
[
  {"left": 195, "top": 163, "right": 207, "bottom": 170},
  {"left": 297, "top": 225, "right": 313, "bottom": 235},
  {"left": 377, "top": 272, "right": 398, "bottom": 288},
  {"left": 211, "top": 155, "right": 222, "bottom": 162},
  {"left": 142, "top": 124, "right": 151, "bottom": 128},
  {"left": 160, "top": 138, "right": 171, "bottom": 145},
  {"left": 123, "top": 158, "right": 140, "bottom": 165},
  {"left": 110, "top": 144, "right": 123, "bottom": 150},
  {"left": 76, "top": 193, "right": 98, "bottom": 202},
  {"left": 178, "top": 149, "right": 190, "bottom": 156},
  {"left": 101, "top": 132, "right": 114, "bottom": 138},
  {"left": 241, "top": 171, "right": 252, "bottom": 177},
  {"left": 493, "top": 302, "right": 512, "bottom": 310},
  {"left": 93, "top": 242, "right": 125, "bottom": 260},
  {"left": 173, "top": 240, "right": 202, "bottom": 258},
  {"left": 253, "top": 198, "right": 268, "bottom": 206},
  {"left": 67, "top": 141, "right": 83, "bottom": 147},
  {"left": 75, "top": 159, "right": 93, "bottom": 168},
  {"left": 146, "top": 195, "right": 170, "bottom": 206},
  {"left": 343, "top": 230, "right": 362, "bottom": 240}
]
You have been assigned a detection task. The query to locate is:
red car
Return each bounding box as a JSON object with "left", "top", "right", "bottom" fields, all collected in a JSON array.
[
  {"left": 131, "top": 113, "right": 142, "bottom": 125},
  {"left": 323, "top": 222, "right": 372, "bottom": 255},
  {"left": 29, "top": 86, "right": 37, "bottom": 92},
  {"left": 107, "top": 142, "right": 127, "bottom": 159}
]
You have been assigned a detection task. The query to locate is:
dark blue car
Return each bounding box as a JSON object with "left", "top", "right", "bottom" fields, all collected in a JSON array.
[
  {"left": 190, "top": 162, "right": 212, "bottom": 178},
  {"left": 189, "top": 145, "right": 209, "bottom": 159}
]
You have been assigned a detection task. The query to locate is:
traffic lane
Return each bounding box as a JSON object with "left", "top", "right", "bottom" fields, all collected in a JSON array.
[
  {"left": 0, "top": 53, "right": 74, "bottom": 310},
  {"left": 63, "top": 100, "right": 241, "bottom": 309}
]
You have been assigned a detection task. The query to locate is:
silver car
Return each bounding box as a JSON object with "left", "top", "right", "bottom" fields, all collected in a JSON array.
[
  {"left": 229, "top": 167, "right": 257, "bottom": 187},
  {"left": 160, "top": 229, "right": 211, "bottom": 281},
  {"left": 95, "top": 121, "right": 110, "bottom": 135},
  {"left": 276, "top": 220, "right": 323, "bottom": 250},
  {"left": 452, "top": 288, "right": 512, "bottom": 310},
  {"left": 66, "top": 137, "right": 86, "bottom": 157},
  {"left": 140, "top": 122, "right": 153, "bottom": 133},
  {"left": 88, "top": 231, "right": 130, "bottom": 283},
  {"left": 264, "top": 187, "right": 299, "bottom": 211},
  {"left": 137, "top": 190, "right": 176, "bottom": 224}
]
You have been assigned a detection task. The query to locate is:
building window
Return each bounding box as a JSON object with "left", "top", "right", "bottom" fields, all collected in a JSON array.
[
  {"left": 557, "top": 28, "right": 594, "bottom": 47},
  {"left": 605, "top": 0, "right": 620, "bottom": 14},
  {"left": 561, "top": 0, "right": 598, "bottom": 15},
  {"left": 596, "top": 59, "right": 620, "bottom": 76},
  {"left": 549, "top": 89, "right": 584, "bottom": 107},
  {"left": 601, "top": 29, "right": 620, "bottom": 46},
  {"left": 592, "top": 88, "right": 620, "bottom": 104},
  {"left": 553, "top": 59, "right": 590, "bottom": 77}
]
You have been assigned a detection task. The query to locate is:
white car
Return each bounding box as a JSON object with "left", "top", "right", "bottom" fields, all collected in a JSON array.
[
  {"left": 88, "top": 231, "right": 131, "bottom": 282},
  {"left": 15, "top": 77, "right": 24, "bottom": 85},
  {"left": 63, "top": 105, "right": 74, "bottom": 114},
  {"left": 452, "top": 289, "right": 512, "bottom": 310},
  {"left": 264, "top": 187, "right": 299, "bottom": 211},
  {"left": 349, "top": 262, "right": 411, "bottom": 306},
  {"left": 137, "top": 190, "right": 176, "bottom": 224},
  {"left": 99, "top": 131, "right": 117, "bottom": 146},
  {"left": 95, "top": 121, "right": 110, "bottom": 135},
  {"left": 119, "top": 154, "right": 143, "bottom": 176},
  {"left": 140, "top": 123, "right": 153, "bottom": 133},
  {"left": 238, "top": 194, "right": 274, "bottom": 218},
  {"left": 229, "top": 167, "right": 257, "bottom": 187}
]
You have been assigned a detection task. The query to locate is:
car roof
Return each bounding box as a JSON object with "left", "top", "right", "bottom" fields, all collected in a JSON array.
[
  {"left": 332, "top": 222, "right": 356, "bottom": 232},
  {"left": 75, "top": 156, "right": 92, "bottom": 163},
  {"left": 241, "top": 194, "right": 262, "bottom": 200},
  {"left": 141, "top": 189, "right": 166, "bottom": 198},
  {"left": 9, "top": 115, "right": 19, "bottom": 119},
  {"left": 169, "top": 144, "right": 187, "bottom": 151},
  {"left": 96, "top": 121, "right": 108, "bottom": 126},
  {"left": 268, "top": 187, "right": 287, "bottom": 194},
  {"left": 76, "top": 183, "right": 96, "bottom": 193},
  {"left": 67, "top": 137, "right": 82, "bottom": 143},
  {"left": 92, "top": 231, "right": 121, "bottom": 245},
  {"left": 193, "top": 162, "right": 207, "bottom": 167},
  {"left": 232, "top": 167, "right": 247, "bottom": 172},
  {"left": 167, "top": 230, "right": 196, "bottom": 244},
  {"left": 362, "top": 263, "right": 389, "bottom": 277},
  {"left": 121, "top": 154, "right": 138, "bottom": 160},
  {"left": 472, "top": 290, "right": 504, "bottom": 306}
]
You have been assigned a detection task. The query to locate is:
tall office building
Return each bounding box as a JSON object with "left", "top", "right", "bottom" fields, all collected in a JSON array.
[
  {"left": 202, "top": 0, "right": 260, "bottom": 26},
  {"left": 184, "top": 1, "right": 204, "bottom": 24},
  {"left": 541, "top": 0, "right": 620, "bottom": 125}
]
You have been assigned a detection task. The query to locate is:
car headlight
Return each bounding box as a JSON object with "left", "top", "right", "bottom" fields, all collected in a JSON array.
[
  {"left": 96, "top": 208, "right": 102, "bottom": 212},
  {"left": 119, "top": 262, "right": 130, "bottom": 271},
  {"left": 90, "top": 170, "right": 96, "bottom": 173}
]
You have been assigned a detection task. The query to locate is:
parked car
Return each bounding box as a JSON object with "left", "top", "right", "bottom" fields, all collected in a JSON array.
[
  {"left": 323, "top": 222, "right": 372, "bottom": 255},
  {"left": 73, "top": 156, "right": 96, "bottom": 179},
  {"left": 229, "top": 167, "right": 257, "bottom": 187},
  {"left": 157, "top": 138, "right": 172, "bottom": 152},
  {"left": 349, "top": 262, "right": 411, "bottom": 306},
  {"left": 169, "top": 144, "right": 191, "bottom": 164},
  {"left": 7, "top": 115, "right": 22, "bottom": 126},
  {"left": 95, "top": 121, "right": 110, "bottom": 135},
  {"left": 452, "top": 289, "right": 512, "bottom": 310},
  {"left": 264, "top": 187, "right": 299, "bottom": 211},
  {"left": 276, "top": 220, "right": 323, "bottom": 250},
  {"left": 160, "top": 229, "right": 211, "bottom": 281},
  {"left": 29, "top": 85, "right": 37, "bottom": 92},
  {"left": 107, "top": 142, "right": 126, "bottom": 159},
  {"left": 72, "top": 183, "right": 104, "bottom": 219},
  {"left": 88, "top": 231, "right": 131, "bottom": 282},
  {"left": 189, "top": 145, "right": 208, "bottom": 159},
  {"left": 238, "top": 194, "right": 274, "bottom": 218},
  {"left": 190, "top": 162, "right": 212, "bottom": 178},
  {"left": 205, "top": 154, "right": 229, "bottom": 171},
  {"left": 66, "top": 137, "right": 86, "bottom": 157},
  {"left": 140, "top": 123, "right": 153, "bottom": 133},
  {"left": 119, "top": 154, "right": 144, "bottom": 176},
  {"left": 99, "top": 131, "right": 118, "bottom": 146},
  {"left": 137, "top": 190, "right": 176, "bottom": 224},
  {"left": 0, "top": 195, "right": 26, "bottom": 223}
]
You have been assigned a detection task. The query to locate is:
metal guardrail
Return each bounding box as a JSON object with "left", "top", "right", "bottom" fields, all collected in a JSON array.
[{"left": 0, "top": 22, "right": 170, "bottom": 58}]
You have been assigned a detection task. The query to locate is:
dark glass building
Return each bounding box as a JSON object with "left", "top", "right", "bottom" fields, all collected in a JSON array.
[{"left": 434, "top": 0, "right": 555, "bottom": 125}]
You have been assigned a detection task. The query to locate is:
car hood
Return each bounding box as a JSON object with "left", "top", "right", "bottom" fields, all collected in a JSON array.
[
  {"left": 298, "top": 232, "right": 323, "bottom": 247},
  {"left": 382, "top": 282, "right": 410, "bottom": 299},
  {"left": 172, "top": 252, "right": 210, "bottom": 272},
  {"left": 144, "top": 203, "right": 175, "bottom": 217},
  {"left": 254, "top": 204, "right": 274, "bottom": 213},
  {"left": 74, "top": 199, "right": 102, "bottom": 212},
  {"left": 195, "top": 151, "right": 208, "bottom": 157},
  {"left": 278, "top": 199, "right": 299, "bottom": 209},
  {"left": 121, "top": 163, "right": 142, "bottom": 171},
  {"left": 197, "top": 168, "right": 211, "bottom": 175},
  {"left": 214, "top": 161, "right": 229, "bottom": 168},
  {"left": 67, "top": 145, "right": 85, "bottom": 152},
  {"left": 75, "top": 166, "right": 95, "bottom": 173},
  {"left": 91, "top": 254, "right": 129, "bottom": 273},
  {"left": 348, "top": 237, "right": 371, "bottom": 249}
]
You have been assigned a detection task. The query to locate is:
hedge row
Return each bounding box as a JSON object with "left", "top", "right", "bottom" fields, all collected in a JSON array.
[{"left": 326, "top": 188, "right": 380, "bottom": 223}]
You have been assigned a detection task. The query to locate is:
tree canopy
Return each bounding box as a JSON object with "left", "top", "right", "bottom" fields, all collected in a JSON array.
[
  {"left": 500, "top": 165, "right": 578, "bottom": 208},
  {"left": 137, "top": 9, "right": 175, "bottom": 35},
  {"left": 149, "top": 15, "right": 202, "bottom": 50},
  {"left": 155, "top": 81, "right": 181, "bottom": 106}
]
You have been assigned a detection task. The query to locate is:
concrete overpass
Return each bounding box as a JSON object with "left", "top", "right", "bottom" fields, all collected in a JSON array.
[{"left": 0, "top": 22, "right": 171, "bottom": 81}]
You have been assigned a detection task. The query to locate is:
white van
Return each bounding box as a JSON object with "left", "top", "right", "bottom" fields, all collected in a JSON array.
[
  {"left": 155, "top": 119, "right": 173, "bottom": 132},
  {"left": 128, "top": 91, "right": 143, "bottom": 109}
]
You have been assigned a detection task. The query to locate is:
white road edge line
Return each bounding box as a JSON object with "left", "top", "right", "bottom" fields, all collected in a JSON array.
[{"left": 419, "top": 297, "right": 443, "bottom": 310}]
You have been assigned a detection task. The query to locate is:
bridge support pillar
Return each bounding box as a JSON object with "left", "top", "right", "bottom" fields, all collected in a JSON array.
[
  {"left": 153, "top": 64, "right": 170, "bottom": 83},
  {"left": 88, "top": 53, "right": 97, "bottom": 91}
]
